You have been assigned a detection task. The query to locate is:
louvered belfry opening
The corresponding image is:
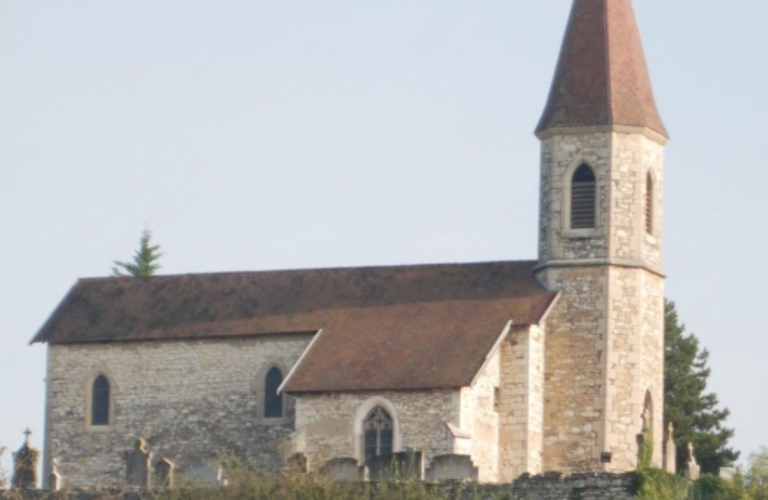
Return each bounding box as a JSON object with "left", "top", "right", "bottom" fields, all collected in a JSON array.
[
  {"left": 646, "top": 172, "right": 654, "bottom": 234},
  {"left": 571, "top": 164, "right": 597, "bottom": 229}
]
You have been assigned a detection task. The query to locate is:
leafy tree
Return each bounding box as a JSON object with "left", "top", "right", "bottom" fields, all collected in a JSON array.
[
  {"left": 665, "top": 300, "right": 738, "bottom": 474},
  {"left": 0, "top": 445, "right": 6, "bottom": 488},
  {"left": 745, "top": 447, "right": 768, "bottom": 500},
  {"left": 112, "top": 229, "right": 163, "bottom": 277}
]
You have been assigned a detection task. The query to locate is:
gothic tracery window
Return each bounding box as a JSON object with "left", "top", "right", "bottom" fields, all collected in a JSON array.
[
  {"left": 364, "top": 406, "right": 394, "bottom": 459},
  {"left": 91, "top": 375, "right": 110, "bottom": 426},
  {"left": 571, "top": 164, "right": 597, "bottom": 229},
  {"left": 264, "top": 367, "right": 284, "bottom": 418}
]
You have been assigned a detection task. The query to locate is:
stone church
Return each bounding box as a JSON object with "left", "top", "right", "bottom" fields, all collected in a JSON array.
[{"left": 32, "top": 0, "right": 668, "bottom": 486}]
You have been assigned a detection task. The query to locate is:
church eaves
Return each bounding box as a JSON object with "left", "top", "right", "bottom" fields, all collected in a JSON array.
[{"left": 535, "top": 0, "right": 668, "bottom": 139}]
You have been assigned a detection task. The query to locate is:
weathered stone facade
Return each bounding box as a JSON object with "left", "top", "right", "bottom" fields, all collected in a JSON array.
[
  {"left": 499, "top": 325, "right": 545, "bottom": 481},
  {"left": 44, "top": 335, "right": 312, "bottom": 487},
  {"left": 536, "top": 128, "right": 666, "bottom": 473},
  {"left": 292, "top": 389, "right": 460, "bottom": 475}
]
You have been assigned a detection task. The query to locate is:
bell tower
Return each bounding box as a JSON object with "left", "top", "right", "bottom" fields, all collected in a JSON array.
[{"left": 535, "top": 0, "right": 667, "bottom": 472}]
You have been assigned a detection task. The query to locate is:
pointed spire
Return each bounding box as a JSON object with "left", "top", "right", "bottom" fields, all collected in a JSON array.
[{"left": 536, "top": 0, "right": 668, "bottom": 139}]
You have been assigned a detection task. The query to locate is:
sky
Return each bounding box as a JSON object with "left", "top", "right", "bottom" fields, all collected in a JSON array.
[{"left": 1, "top": 0, "right": 767, "bottom": 474}]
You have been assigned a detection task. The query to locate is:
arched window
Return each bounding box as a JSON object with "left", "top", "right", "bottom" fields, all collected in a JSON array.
[
  {"left": 364, "top": 406, "right": 394, "bottom": 459},
  {"left": 91, "top": 375, "right": 110, "bottom": 426},
  {"left": 264, "top": 367, "right": 284, "bottom": 418},
  {"left": 646, "top": 172, "right": 654, "bottom": 235},
  {"left": 571, "top": 164, "right": 596, "bottom": 229}
]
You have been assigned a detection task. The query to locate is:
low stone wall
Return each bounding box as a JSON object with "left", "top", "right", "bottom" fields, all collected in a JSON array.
[{"left": 0, "top": 472, "right": 636, "bottom": 500}]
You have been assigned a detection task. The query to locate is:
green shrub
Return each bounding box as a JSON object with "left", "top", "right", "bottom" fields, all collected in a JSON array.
[
  {"left": 632, "top": 467, "right": 689, "bottom": 500},
  {"left": 692, "top": 474, "right": 751, "bottom": 500}
]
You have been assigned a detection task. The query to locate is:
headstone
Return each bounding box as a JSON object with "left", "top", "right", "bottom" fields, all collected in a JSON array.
[
  {"left": 11, "top": 428, "right": 40, "bottom": 490},
  {"left": 425, "top": 454, "right": 478, "bottom": 481},
  {"left": 663, "top": 423, "right": 677, "bottom": 474},
  {"left": 155, "top": 458, "right": 174, "bottom": 489},
  {"left": 287, "top": 453, "right": 309, "bottom": 474},
  {"left": 47, "top": 458, "right": 62, "bottom": 491},
  {"left": 366, "top": 451, "right": 423, "bottom": 481},
  {"left": 217, "top": 466, "right": 229, "bottom": 487},
  {"left": 685, "top": 442, "right": 700, "bottom": 481},
  {"left": 320, "top": 458, "right": 363, "bottom": 482},
  {"left": 126, "top": 438, "right": 152, "bottom": 488},
  {"left": 183, "top": 461, "right": 220, "bottom": 486}
]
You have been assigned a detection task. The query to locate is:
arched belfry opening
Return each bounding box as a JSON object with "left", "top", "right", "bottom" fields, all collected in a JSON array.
[{"left": 571, "top": 164, "right": 597, "bottom": 229}]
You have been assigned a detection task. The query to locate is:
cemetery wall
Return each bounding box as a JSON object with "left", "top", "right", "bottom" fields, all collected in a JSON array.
[{"left": 0, "top": 472, "right": 637, "bottom": 500}]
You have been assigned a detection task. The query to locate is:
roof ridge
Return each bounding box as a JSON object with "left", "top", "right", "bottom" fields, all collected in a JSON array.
[{"left": 76, "top": 259, "right": 540, "bottom": 283}]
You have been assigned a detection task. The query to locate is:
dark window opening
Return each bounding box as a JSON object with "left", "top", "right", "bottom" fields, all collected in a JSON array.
[
  {"left": 646, "top": 173, "right": 654, "bottom": 235},
  {"left": 571, "top": 164, "right": 597, "bottom": 229},
  {"left": 91, "top": 375, "right": 110, "bottom": 426},
  {"left": 364, "top": 406, "right": 394, "bottom": 459},
  {"left": 264, "top": 367, "right": 284, "bottom": 418}
]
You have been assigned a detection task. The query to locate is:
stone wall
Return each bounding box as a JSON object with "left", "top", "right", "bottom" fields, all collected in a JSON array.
[
  {"left": 498, "top": 325, "right": 545, "bottom": 481},
  {"left": 459, "top": 349, "right": 500, "bottom": 482},
  {"left": 536, "top": 127, "right": 666, "bottom": 473},
  {"left": 0, "top": 473, "right": 638, "bottom": 500},
  {"left": 293, "top": 390, "right": 460, "bottom": 473},
  {"left": 538, "top": 267, "right": 607, "bottom": 472},
  {"left": 44, "top": 335, "right": 312, "bottom": 488}
]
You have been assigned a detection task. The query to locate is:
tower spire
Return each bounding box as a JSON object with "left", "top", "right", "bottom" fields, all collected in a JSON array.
[{"left": 536, "top": 0, "right": 668, "bottom": 139}]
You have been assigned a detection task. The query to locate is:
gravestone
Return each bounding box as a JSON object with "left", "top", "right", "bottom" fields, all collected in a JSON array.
[
  {"left": 663, "top": 423, "right": 677, "bottom": 474},
  {"left": 183, "top": 461, "right": 220, "bottom": 486},
  {"left": 155, "top": 458, "right": 174, "bottom": 489},
  {"left": 320, "top": 458, "right": 363, "bottom": 482},
  {"left": 287, "top": 453, "right": 309, "bottom": 474},
  {"left": 685, "top": 442, "right": 700, "bottom": 481},
  {"left": 126, "top": 438, "right": 152, "bottom": 487},
  {"left": 425, "top": 454, "right": 478, "bottom": 481},
  {"left": 11, "top": 429, "right": 40, "bottom": 490},
  {"left": 366, "top": 451, "right": 423, "bottom": 481},
  {"left": 46, "top": 458, "right": 62, "bottom": 491}
]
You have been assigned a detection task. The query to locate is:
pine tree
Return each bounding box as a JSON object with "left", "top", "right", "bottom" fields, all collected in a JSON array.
[
  {"left": 112, "top": 229, "right": 163, "bottom": 277},
  {"left": 665, "top": 300, "right": 739, "bottom": 474}
]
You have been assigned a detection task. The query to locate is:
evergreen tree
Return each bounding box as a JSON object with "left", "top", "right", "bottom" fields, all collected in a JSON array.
[
  {"left": 112, "top": 229, "right": 162, "bottom": 277},
  {"left": 665, "top": 300, "right": 738, "bottom": 474}
]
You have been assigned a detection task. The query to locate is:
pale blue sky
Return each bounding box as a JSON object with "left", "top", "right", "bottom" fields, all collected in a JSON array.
[{"left": 1, "top": 0, "right": 766, "bottom": 473}]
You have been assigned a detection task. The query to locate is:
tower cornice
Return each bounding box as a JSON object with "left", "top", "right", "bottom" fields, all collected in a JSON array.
[{"left": 536, "top": 125, "right": 669, "bottom": 146}]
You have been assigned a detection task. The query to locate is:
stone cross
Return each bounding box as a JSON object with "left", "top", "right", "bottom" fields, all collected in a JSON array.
[
  {"left": 47, "top": 458, "right": 62, "bottom": 492},
  {"left": 685, "top": 442, "right": 700, "bottom": 481},
  {"left": 126, "top": 438, "right": 152, "bottom": 488},
  {"left": 11, "top": 428, "right": 40, "bottom": 490},
  {"left": 641, "top": 408, "right": 651, "bottom": 433},
  {"left": 663, "top": 423, "right": 677, "bottom": 474}
]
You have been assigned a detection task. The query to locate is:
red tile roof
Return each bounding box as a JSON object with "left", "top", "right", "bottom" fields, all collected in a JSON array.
[
  {"left": 32, "top": 261, "right": 557, "bottom": 392},
  {"left": 536, "top": 0, "right": 668, "bottom": 138}
]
